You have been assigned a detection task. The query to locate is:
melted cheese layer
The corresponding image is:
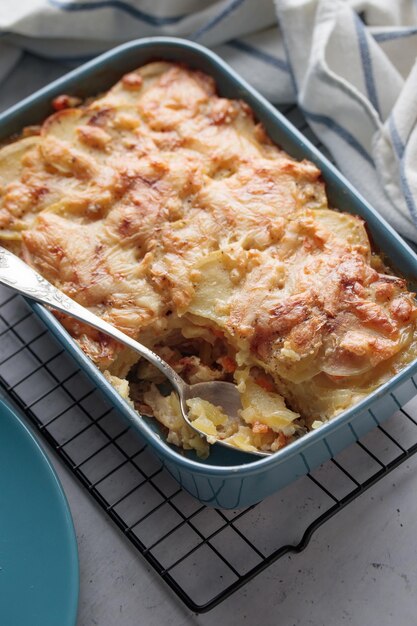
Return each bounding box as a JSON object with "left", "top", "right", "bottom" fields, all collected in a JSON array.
[{"left": 1, "top": 62, "right": 416, "bottom": 454}]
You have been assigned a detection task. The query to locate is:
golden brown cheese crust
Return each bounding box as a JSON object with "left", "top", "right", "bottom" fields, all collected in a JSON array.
[{"left": 1, "top": 62, "right": 416, "bottom": 427}]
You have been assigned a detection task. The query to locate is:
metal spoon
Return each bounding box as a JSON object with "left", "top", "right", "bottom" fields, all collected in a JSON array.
[{"left": 0, "top": 247, "right": 269, "bottom": 457}]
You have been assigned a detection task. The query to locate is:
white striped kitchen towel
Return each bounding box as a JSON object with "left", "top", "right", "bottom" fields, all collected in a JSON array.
[{"left": 1, "top": 0, "right": 417, "bottom": 241}]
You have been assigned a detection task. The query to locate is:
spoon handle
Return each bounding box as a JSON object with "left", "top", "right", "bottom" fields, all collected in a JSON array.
[{"left": 0, "top": 247, "right": 185, "bottom": 394}]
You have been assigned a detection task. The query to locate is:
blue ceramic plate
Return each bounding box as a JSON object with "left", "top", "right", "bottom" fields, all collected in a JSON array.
[{"left": 0, "top": 398, "right": 79, "bottom": 626}]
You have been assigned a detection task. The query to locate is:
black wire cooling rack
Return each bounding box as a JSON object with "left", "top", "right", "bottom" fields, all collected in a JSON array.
[{"left": 2, "top": 106, "right": 417, "bottom": 613}]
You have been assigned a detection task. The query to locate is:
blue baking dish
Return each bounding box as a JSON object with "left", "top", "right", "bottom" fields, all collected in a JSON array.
[{"left": 2, "top": 37, "right": 417, "bottom": 509}]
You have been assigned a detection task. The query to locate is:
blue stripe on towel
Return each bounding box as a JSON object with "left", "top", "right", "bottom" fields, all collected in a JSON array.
[
  {"left": 228, "top": 39, "right": 290, "bottom": 73},
  {"left": 373, "top": 28, "right": 417, "bottom": 43},
  {"left": 302, "top": 108, "right": 374, "bottom": 165},
  {"left": 389, "top": 115, "right": 405, "bottom": 157},
  {"left": 276, "top": 26, "right": 297, "bottom": 93},
  {"left": 30, "top": 41, "right": 286, "bottom": 71},
  {"left": 353, "top": 13, "right": 380, "bottom": 115},
  {"left": 389, "top": 116, "right": 417, "bottom": 225},
  {"left": 48, "top": 0, "right": 186, "bottom": 25},
  {"left": 192, "top": 0, "right": 246, "bottom": 40}
]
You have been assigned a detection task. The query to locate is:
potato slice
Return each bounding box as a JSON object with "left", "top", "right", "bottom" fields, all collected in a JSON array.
[
  {"left": 239, "top": 379, "right": 299, "bottom": 433},
  {"left": 312, "top": 208, "right": 370, "bottom": 251},
  {"left": 188, "top": 251, "right": 234, "bottom": 327},
  {"left": 0, "top": 136, "right": 40, "bottom": 186}
]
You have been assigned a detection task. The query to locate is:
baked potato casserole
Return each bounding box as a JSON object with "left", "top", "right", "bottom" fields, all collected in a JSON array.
[{"left": 1, "top": 62, "right": 417, "bottom": 457}]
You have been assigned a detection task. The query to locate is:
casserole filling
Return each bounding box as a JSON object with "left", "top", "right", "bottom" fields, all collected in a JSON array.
[{"left": 1, "top": 62, "right": 417, "bottom": 457}]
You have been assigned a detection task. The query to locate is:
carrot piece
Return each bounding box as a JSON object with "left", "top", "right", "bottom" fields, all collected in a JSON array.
[
  {"left": 277, "top": 432, "right": 288, "bottom": 448},
  {"left": 52, "top": 94, "right": 81, "bottom": 111},
  {"left": 217, "top": 355, "right": 237, "bottom": 373},
  {"left": 252, "top": 421, "right": 269, "bottom": 434},
  {"left": 254, "top": 375, "right": 275, "bottom": 393}
]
